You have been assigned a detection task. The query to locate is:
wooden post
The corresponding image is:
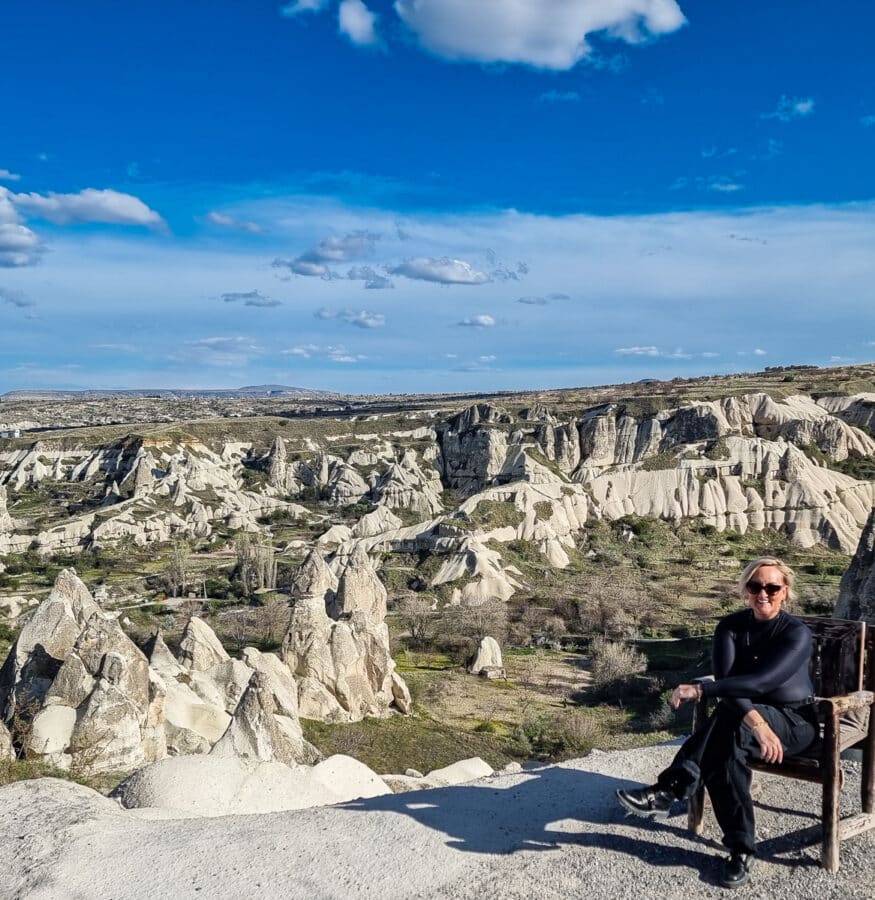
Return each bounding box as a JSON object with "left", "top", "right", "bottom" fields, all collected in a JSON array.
[{"left": 821, "top": 711, "right": 842, "bottom": 872}]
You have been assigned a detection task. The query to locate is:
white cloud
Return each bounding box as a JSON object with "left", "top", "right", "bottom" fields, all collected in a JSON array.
[
  {"left": 457, "top": 314, "right": 496, "bottom": 328},
  {"left": 275, "top": 231, "right": 379, "bottom": 279},
  {"left": 280, "top": 0, "right": 328, "bottom": 16},
  {"left": 615, "top": 346, "right": 711, "bottom": 360},
  {"left": 347, "top": 265, "right": 394, "bottom": 289},
  {"left": 315, "top": 307, "right": 385, "bottom": 328},
  {"left": 394, "top": 0, "right": 686, "bottom": 70},
  {"left": 615, "top": 345, "right": 659, "bottom": 356},
  {"left": 762, "top": 95, "right": 816, "bottom": 122},
  {"left": 221, "top": 290, "right": 281, "bottom": 308},
  {"left": 339, "top": 0, "right": 380, "bottom": 46},
  {"left": 207, "top": 211, "right": 262, "bottom": 233},
  {"left": 753, "top": 348, "right": 767, "bottom": 356},
  {"left": 91, "top": 343, "right": 137, "bottom": 353},
  {"left": 11, "top": 188, "right": 165, "bottom": 227},
  {"left": 391, "top": 256, "right": 489, "bottom": 284},
  {"left": 708, "top": 177, "right": 744, "bottom": 194},
  {"left": 0, "top": 223, "right": 42, "bottom": 267},
  {"left": 282, "top": 343, "right": 366, "bottom": 363},
  {"left": 479, "top": 354, "right": 497, "bottom": 362},
  {"left": 0, "top": 169, "right": 21, "bottom": 182}
]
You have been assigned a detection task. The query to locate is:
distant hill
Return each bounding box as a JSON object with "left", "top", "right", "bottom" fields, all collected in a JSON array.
[{"left": 0, "top": 385, "right": 341, "bottom": 402}]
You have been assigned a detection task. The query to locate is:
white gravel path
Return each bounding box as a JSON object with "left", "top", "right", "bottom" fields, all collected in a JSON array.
[{"left": 1, "top": 743, "right": 873, "bottom": 900}]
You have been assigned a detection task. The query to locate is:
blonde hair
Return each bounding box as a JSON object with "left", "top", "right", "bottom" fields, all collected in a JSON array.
[{"left": 738, "top": 557, "right": 796, "bottom": 602}]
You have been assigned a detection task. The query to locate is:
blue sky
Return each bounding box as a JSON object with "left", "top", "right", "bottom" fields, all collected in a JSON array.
[{"left": 1, "top": 0, "right": 874, "bottom": 394}]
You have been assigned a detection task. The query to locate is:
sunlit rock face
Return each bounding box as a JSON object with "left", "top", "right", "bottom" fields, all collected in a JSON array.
[{"left": 836, "top": 508, "right": 875, "bottom": 624}]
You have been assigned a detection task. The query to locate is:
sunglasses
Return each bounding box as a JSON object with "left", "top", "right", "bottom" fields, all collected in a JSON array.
[{"left": 746, "top": 580, "right": 785, "bottom": 597}]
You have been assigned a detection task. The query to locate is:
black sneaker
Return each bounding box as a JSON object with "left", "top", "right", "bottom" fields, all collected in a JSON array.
[
  {"left": 719, "top": 851, "right": 755, "bottom": 889},
  {"left": 615, "top": 785, "right": 674, "bottom": 819}
]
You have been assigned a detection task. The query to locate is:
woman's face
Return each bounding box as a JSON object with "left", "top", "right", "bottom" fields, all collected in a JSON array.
[{"left": 745, "top": 565, "right": 788, "bottom": 621}]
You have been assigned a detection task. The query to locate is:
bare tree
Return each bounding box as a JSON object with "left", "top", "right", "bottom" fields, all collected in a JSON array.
[
  {"left": 236, "top": 535, "right": 277, "bottom": 596},
  {"left": 440, "top": 598, "right": 509, "bottom": 646},
  {"left": 257, "top": 595, "right": 291, "bottom": 647},
  {"left": 164, "top": 542, "right": 190, "bottom": 597},
  {"left": 397, "top": 595, "right": 436, "bottom": 645}
]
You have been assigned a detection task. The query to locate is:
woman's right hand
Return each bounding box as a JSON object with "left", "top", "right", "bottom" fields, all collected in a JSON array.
[{"left": 751, "top": 721, "right": 784, "bottom": 764}]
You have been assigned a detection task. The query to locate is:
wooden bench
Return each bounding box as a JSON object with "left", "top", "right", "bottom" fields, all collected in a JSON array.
[{"left": 687, "top": 616, "right": 875, "bottom": 871}]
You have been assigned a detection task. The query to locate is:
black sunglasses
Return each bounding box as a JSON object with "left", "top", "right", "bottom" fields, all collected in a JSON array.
[{"left": 746, "top": 580, "right": 785, "bottom": 597}]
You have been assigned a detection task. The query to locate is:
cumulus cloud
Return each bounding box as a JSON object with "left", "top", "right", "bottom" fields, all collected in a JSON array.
[
  {"left": 762, "top": 95, "right": 816, "bottom": 122},
  {"left": 207, "top": 211, "right": 262, "bottom": 233},
  {"left": 0, "top": 169, "right": 21, "bottom": 182},
  {"left": 347, "top": 265, "right": 394, "bottom": 289},
  {"left": 339, "top": 0, "right": 380, "bottom": 46},
  {"left": 220, "top": 290, "right": 281, "bottom": 308},
  {"left": 275, "top": 231, "right": 379, "bottom": 279},
  {"left": 0, "top": 287, "right": 33, "bottom": 308},
  {"left": 11, "top": 188, "right": 165, "bottom": 227},
  {"left": 0, "top": 223, "right": 42, "bottom": 267},
  {"left": 390, "top": 256, "right": 489, "bottom": 284},
  {"left": 315, "top": 307, "right": 385, "bottom": 328},
  {"left": 282, "top": 343, "right": 367, "bottom": 363},
  {"left": 280, "top": 0, "right": 328, "bottom": 16},
  {"left": 456, "top": 314, "right": 496, "bottom": 328},
  {"left": 394, "top": 0, "right": 686, "bottom": 70}
]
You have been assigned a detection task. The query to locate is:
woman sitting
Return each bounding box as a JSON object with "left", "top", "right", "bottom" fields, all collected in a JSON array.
[{"left": 616, "top": 556, "right": 818, "bottom": 889}]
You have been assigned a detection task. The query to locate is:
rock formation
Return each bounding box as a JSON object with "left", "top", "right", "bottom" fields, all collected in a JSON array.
[
  {"left": 468, "top": 636, "right": 504, "bottom": 678},
  {"left": 836, "top": 508, "right": 875, "bottom": 623},
  {"left": 283, "top": 594, "right": 411, "bottom": 722}
]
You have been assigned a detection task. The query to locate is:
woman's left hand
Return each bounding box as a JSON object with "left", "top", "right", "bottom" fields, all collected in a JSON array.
[{"left": 671, "top": 684, "right": 700, "bottom": 709}]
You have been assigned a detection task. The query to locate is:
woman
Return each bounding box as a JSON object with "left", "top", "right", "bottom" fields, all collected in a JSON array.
[{"left": 616, "top": 557, "right": 818, "bottom": 889}]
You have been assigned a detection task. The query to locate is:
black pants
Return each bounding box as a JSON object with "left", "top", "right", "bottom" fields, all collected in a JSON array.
[{"left": 655, "top": 701, "right": 818, "bottom": 854}]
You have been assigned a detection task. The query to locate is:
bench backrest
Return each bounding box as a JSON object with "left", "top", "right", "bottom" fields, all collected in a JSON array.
[{"left": 797, "top": 616, "right": 866, "bottom": 697}]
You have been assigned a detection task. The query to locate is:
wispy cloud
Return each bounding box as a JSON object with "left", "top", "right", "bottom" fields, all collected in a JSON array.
[
  {"left": 517, "top": 292, "right": 569, "bottom": 305},
  {"left": 279, "top": 0, "right": 327, "bottom": 17},
  {"left": 220, "top": 290, "right": 281, "bottom": 308},
  {"left": 282, "top": 343, "right": 367, "bottom": 363},
  {"left": 177, "top": 336, "right": 263, "bottom": 367},
  {"left": 347, "top": 265, "right": 393, "bottom": 289},
  {"left": 614, "top": 346, "right": 716, "bottom": 360},
  {"left": 860, "top": 115, "right": 875, "bottom": 128},
  {"left": 456, "top": 314, "right": 496, "bottom": 328},
  {"left": 762, "top": 95, "right": 816, "bottom": 122},
  {"left": 206, "top": 211, "right": 263, "bottom": 234},
  {"left": 0, "top": 169, "right": 21, "bottom": 182},
  {"left": 0, "top": 287, "right": 33, "bottom": 308},
  {"left": 737, "top": 348, "right": 768, "bottom": 357},
  {"left": 390, "top": 256, "right": 489, "bottom": 284},
  {"left": 91, "top": 343, "right": 138, "bottom": 353},
  {"left": 315, "top": 307, "right": 385, "bottom": 328}
]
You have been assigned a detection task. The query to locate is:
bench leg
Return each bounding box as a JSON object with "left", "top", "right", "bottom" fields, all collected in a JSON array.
[
  {"left": 822, "top": 714, "right": 841, "bottom": 872},
  {"left": 862, "top": 719, "right": 875, "bottom": 814}
]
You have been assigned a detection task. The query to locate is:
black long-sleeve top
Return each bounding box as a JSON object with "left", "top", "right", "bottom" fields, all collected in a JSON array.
[{"left": 700, "top": 609, "right": 815, "bottom": 716}]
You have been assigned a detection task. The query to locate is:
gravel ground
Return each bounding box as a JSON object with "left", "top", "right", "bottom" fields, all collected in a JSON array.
[{"left": 1, "top": 742, "right": 873, "bottom": 900}]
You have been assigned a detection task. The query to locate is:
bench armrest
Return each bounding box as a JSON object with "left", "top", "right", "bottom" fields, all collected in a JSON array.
[{"left": 816, "top": 691, "right": 874, "bottom": 717}]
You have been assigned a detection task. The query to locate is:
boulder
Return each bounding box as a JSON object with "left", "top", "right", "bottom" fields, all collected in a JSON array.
[
  {"left": 111, "top": 752, "right": 388, "bottom": 817},
  {"left": 468, "top": 636, "right": 503, "bottom": 675},
  {"left": 425, "top": 757, "right": 494, "bottom": 786}
]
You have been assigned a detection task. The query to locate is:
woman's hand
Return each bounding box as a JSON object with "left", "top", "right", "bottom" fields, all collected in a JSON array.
[
  {"left": 670, "top": 684, "right": 701, "bottom": 709},
  {"left": 744, "top": 713, "right": 784, "bottom": 764}
]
